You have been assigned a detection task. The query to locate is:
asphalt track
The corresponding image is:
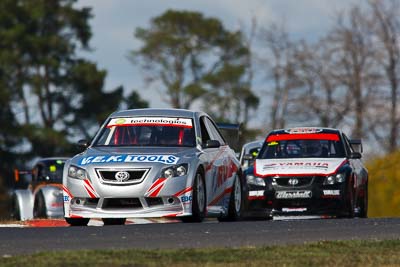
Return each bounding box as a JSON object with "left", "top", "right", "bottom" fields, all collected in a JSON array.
[{"left": 0, "top": 217, "right": 399, "bottom": 256}]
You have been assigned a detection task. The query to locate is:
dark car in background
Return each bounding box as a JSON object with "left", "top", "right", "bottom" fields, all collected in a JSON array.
[
  {"left": 239, "top": 140, "right": 263, "bottom": 171},
  {"left": 245, "top": 127, "right": 368, "bottom": 219}
]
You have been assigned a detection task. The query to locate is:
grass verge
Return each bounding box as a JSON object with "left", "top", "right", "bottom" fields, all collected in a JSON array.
[{"left": 1, "top": 239, "right": 400, "bottom": 267}]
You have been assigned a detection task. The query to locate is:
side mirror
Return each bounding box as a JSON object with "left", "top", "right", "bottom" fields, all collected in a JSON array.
[
  {"left": 77, "top": 139, "right": 89, "bottom": 150},
  {"left": 349, "top": 139, "right": 363, "bottom": 153},
  {"left": 350, "top": 152, "right": 362, "bottom": 159},
  {"left": 243, "top": 154, "right": 254, "bottom": 161},
  {"left": 205, "top": 140, "right": 221, "bottom": 149}
]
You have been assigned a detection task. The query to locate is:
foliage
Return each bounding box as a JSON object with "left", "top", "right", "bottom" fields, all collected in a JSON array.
[
  {"left": 366, "top": 150, "right": 400, "bottom": 217},
  {"left": 0, "top": 0, "right": 148, "bottom": 201},
  {"left": 131, "top": 9, "right": 258, "bottom": 146}
]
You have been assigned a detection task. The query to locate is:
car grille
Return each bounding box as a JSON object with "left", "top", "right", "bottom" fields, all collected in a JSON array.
[
  {"left": 95, "top": 168, "right": 150, "bottom": 185},
  {"left": 274, "top": 176, "right": 314, "bottom": 187},
  {"left": 102, "top": 198, "right": 142, "bottom": 209}
]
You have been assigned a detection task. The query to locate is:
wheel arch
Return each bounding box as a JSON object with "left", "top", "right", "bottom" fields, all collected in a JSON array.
[{"left": 13, "top": 189, "right": 34, "bottom": 221}]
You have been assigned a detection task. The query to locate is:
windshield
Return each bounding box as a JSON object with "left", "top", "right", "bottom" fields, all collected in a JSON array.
[
  {"left": 36, "top": 159, "right": 65, "bottom": 182},
  {"left": 258, "top": 133, "right": 346, "bottom": 159},
  {"left": 94, "top": 116, "right": 196, "bottom": 147}
]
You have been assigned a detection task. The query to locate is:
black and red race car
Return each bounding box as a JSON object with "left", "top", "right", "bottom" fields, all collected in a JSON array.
[{"left": 244, "top": 127, "right": 368, "bottom": 218}]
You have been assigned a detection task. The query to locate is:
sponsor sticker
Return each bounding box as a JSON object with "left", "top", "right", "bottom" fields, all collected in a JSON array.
[
  {"left": 63, "top": 195, "right": 69, "bottom": 202},
  {"left": 323, "top": 190, "right": 340, "bottom": 196},
  {"left": 262, "top": 162, "right": 329, "bottom": 170},
  {"left": 181, "top": 195, "right": 192, "bottom": 203},
  {"left": 285, "top": 128, "right": 322, "bottom": 134},
  {"left": 79, "top": 155, "right": 179, "bottom": 165},
  {"left": 276, "top": 191, "right": 312, "bottom": 199},
  {"left": 282, "top": 207, "right": 307, "bottom": 212},
  {"left": 249, "top": 190, "right": 264, "bottom": 197},
  {"left": 107, "top": 117, "right": 193, "bottom": 128},
  {"left": 268, "top": 141, "right": 279, "bottom": 146}
]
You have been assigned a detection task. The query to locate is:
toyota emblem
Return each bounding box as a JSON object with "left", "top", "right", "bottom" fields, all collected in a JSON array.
[
  {"left": 288, "top": 178, "right": 299, "bottom": 186},
  {"left": 115, "top": 171, "right": 130, "bottom": 182}
]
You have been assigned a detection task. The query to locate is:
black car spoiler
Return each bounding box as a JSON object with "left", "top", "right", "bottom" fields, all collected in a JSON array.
[
  {"left": 349, "top": 139, "right": 363, "bottom": 153},
  {"left": 216, "top": 123, "right": 242, "bottom": 151}
]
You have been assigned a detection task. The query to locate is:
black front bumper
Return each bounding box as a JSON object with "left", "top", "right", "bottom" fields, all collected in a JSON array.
[{"left": 247, "top": 176, "right": 349, "bottom": 217}]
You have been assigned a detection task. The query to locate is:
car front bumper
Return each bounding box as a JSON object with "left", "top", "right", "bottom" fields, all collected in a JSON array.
[{"left": 247, "top": 176, "right": 349, "bottom": 217}]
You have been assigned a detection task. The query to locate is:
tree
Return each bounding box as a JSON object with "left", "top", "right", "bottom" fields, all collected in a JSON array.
[
  {"left": 131, "top": 10, "right": 253, "bottom": 111},
  {"left": 0, "top": 0, "right": 148, "bottom": 157},
  {"left": 369, "top": 0, "right": 400, "bottom": 152},
  {"left": 258, "top": 23, "right": 300, "bottom": 130},
  {"left": 289, "top": 40, "right": 352, "bottom": 127},
  {"left": 326, "top": 6, "right": 379, "bottom": 139}
]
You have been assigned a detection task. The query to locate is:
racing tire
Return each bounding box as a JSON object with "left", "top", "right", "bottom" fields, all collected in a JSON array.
[
  {"left": 346, "top": 184, "right": 355, "bottom": 218},
  {"left": 10, "top": 196, "right": 21, "bottom": 221},
  {"left": 65, "top": 217, "right": 90, "bottom": 226},
  {"left": 218, "top": 175, "right": 243, "bottom": 222},
  {"left": 102, "top": 218, "right": 126, "bottom": 225},
  {"left": 358, "top": 183, "right": 368, "bottom": 218},
  {"left": 33, "top": 192, "right": 47, "bottom": 218},
  {"left": 181, "top": 170, "right": 206, "bottom": 223}
]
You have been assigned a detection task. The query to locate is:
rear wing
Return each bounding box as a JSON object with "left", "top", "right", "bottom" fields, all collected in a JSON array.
[
  {"left": 349, "top": 139, "right": 363, "bottom": 153},
  {"left": 13, "top": 169, "right": 32, "bottom": 189},
  {"left": 216, "top": 123, "right": 242, "bottom": 152}
]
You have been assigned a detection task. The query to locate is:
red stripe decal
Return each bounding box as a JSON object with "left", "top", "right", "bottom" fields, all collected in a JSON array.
[
  {"left": 174, "top": 186, "right": 193, "bottom": 197},
  {"left": 266, "top": 133, "right": 339, "bottom": 142},
  {"left": 205, "top": 146, "right": 228, "bottom": 172},
  {"left": 248, "top": 196, "right": 266, "bottom": 200},
  {"left": 147, "top": 178, "right": 167, "bottom": 193},
  {"left": 84, "top": 185, "right": 97, "bottom": 199},
  {"left": 209, "top": 187, "right": 232, "bottom": 206},
  {"left": 149, "top": 183, "right": 165, "bottom": 197},
  {"left": 163, "top": 212, "right": 183, "bottom": 217},
  {"left": 84, "top": 179, "right": 96, "bottom": 192},
  {"left": 62, "top": 185, "right": 73, "bottom": 198},
  {"left": 70, "top": 214, "right": 83, "bottom": 218}
]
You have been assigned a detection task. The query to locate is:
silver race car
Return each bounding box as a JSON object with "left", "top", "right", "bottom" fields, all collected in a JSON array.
[
  {"left": 11, "top": 158, "right": 67, "bottom": 220},
  {"left": 63, "top": 109, "right": 244, "bottom": 226}
]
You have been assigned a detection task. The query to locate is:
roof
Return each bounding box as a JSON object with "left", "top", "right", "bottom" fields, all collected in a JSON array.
[
  {"left": 269, "top": 127, "right": 341, "bottom": 135},
  {"left": 109, "top": 108, "right": 199, "bottom": 118}
]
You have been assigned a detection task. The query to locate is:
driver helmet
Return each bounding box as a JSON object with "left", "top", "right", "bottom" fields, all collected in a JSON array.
[{"left": 303, "top": 140, "right": 322, "bottom": 156}]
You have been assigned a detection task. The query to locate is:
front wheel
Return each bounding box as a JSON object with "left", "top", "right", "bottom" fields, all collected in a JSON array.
[
  {"left": 10, "top": 196, "right": 21, "bottom": 221},
  {"left": 102, "top": 218, "right": 126, "bottom": 225},
  {"left": 33, "top": 192, "right": 47, "bottom": 218},
  {"left": 346, "top": 184, "right": 355, "bottom": 218},
  {"left": 181, "top": 170, "right": 206, "bottom": 223},
  {"left": 65, "top": 217, "right": 90, "bottom": 226},
  {"left": 358, "top": 183, "right": 368, "bottom": 218},
  {"left": 218, "top": 175, "right": 243, "bottom": 222}
]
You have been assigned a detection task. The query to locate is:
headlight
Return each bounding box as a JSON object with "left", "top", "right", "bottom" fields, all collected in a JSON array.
[
  {"left": 161, "top": 164, "right": 188, "bottom": 178},
  {"left": 68, "top": 165, "right": 88, "bottom": 180},
  {"left": 324, "top": 173, "right": 346, "bottom": 185},
  {"left": 246, "top": 174, "right": 266, "bottom": 186}
]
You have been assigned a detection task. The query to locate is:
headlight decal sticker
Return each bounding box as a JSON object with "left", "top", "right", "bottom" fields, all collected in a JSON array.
[
  {"left": 83, "top": 179, "right": 99, "bottom": 198},
  {"left": 145, "top": 178, "right": 167, "bottom": 197},
  {"left": 79, "top": 155, "right": 179, "bottom": 165}
]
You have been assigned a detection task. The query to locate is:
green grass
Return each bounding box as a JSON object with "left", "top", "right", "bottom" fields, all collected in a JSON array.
[{"left": 1, "top": 239, "right": 400, "bottom": 267}]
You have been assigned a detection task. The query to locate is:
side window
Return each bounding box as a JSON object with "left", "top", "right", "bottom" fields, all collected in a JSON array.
[
  {"left": 205, "top": 117, "right": 225, "bottom": 145},
  {"left": 342, "top": 134, "right": 353, "bottom": 155},
  {"left": 200, "top": 117, "right": 211, "bottom": 144}
]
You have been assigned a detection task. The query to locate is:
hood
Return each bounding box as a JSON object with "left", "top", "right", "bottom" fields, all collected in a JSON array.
[
  {"left": 255, "top": 158, "right": 347, "bottom": 177},
  {"left": 72, "top": 146, "right": 198, "bottom": 167}
]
